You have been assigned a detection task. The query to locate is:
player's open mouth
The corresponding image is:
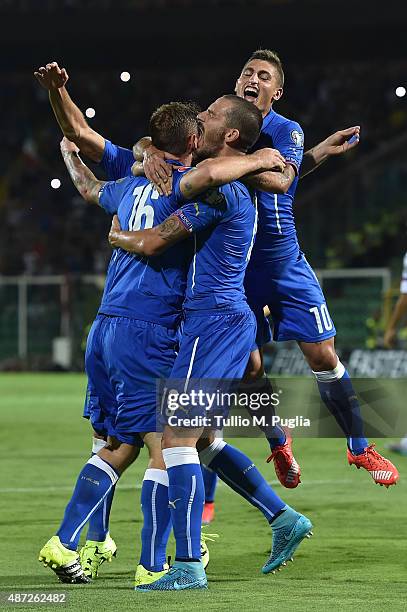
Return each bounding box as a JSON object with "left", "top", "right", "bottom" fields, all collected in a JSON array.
[{"left": 244, "top": 87, "right": 259, "bottom": 102}]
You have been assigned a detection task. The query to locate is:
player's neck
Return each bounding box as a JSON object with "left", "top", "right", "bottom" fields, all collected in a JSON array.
[
  {"left": 163, "top": 152, "right": 193, "bottom": 166},
  {"left": 262, "top": 103, "right": 273, "bottom": 118},
  {"left": 216, "top": 144, "right": 245, "bottom": 158}
]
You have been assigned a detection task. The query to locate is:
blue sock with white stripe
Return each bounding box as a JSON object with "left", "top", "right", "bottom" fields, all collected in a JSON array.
[
  {"left": 162, "top": 447, "right": 204, "bottom": 561},
  {"left": 201, "top": 465, "right": 218, "bottom": 503},
  {"left": 200, "top": 440, "right": 285, "bottom": 523},
  {"left": 140, "top": 469, "right": 171, "bottom": 572},
  {"left": 313, "top": 361, "right": 368, "bottom": 455},
  {"left": 86, "top": 437, "right": 115, "bottom": 542},
  {"left": 57, "top": 456, "right": 119, "bottom": 551}
]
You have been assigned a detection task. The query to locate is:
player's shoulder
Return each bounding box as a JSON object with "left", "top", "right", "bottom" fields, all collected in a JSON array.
[
  {"left": 265, "top": 110, "right": 303, "bottom": 142},
  {"left": 218, "top": 180, "right": 253, "bottom": 213},
  {"left": 114, "top": 175, "right": 148, "bottom": 189},
  {"left": 101, "top": 175, "right": 147, "bottom": 199}
]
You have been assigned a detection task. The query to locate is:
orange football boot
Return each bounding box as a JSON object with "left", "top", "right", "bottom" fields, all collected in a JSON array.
[
  {"left": 347, "top": 444, "right": 399, "bottom": 487},
  {"left": 266, "top": 432, "right": 301, "bottom": 488}
]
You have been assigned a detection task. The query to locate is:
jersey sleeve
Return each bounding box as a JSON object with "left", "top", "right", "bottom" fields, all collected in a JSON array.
[
  {"left": 172, "top": 200, "right": 224, "bottom": 234},
  {"left": 99, "top": 139, "right": 134, "bottom": 180},
  {"left": 271, "top": 120, "right": 304, "bottom": 175},
  {"left": 401, "top": 252, "right": 407, "bottom": 294},
  {"left": 98, "top": 177, "right": 132, "bottom": 214}
]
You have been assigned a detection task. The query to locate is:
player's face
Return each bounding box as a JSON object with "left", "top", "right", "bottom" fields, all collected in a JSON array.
[
  {"left": 235, "top": 59, "right": 283, "bottom": 117},
  {"left": 194, "top": 98, "right": 230, "bottom": 160}
]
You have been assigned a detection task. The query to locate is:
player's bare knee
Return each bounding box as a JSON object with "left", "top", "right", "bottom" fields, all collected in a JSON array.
[
  {"left": 305, "top": 345, "right": 338, "bottom": 371},
  {"left": 98, "top": 438, "right": 140, "bottom": 474}
]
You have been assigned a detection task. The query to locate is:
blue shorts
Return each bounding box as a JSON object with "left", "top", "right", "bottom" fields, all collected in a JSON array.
[
  {"left": 245, "top": 251, "right": 336, "bottom": 347},
  {"left": 170, "top": 309, "right": 256, "bottom": 380},
  {"left": 83, "top": 314, "right": 178, "bottom": 446}
]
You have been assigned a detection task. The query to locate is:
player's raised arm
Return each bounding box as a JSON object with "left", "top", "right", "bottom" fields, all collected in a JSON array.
[
  {"left": 108, "top": 213, "right": 189, "bottom": 257},
  {"left": 300, "top": 126, "right": 361, "bottom": 178},
  {"left": 60, "top": 137, "right": 106, "bottom": 204},
  {"left": 34, "top": 62, "right": 105, "bottom": 162},
  {"left": 178, "top": 148, "right": 285, "bottom": 200}
]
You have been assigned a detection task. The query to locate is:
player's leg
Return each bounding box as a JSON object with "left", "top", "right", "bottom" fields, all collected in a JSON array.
[
  {"left": 79, "top": 432, "right": 117, "bottom": 579},
  {"left": 198, "top": 435, "right": 312, "bottom": 573},
  {"left": 135, "top": 432, "right": 172, "bottom": 587},
  {"left": 240, "top": 344, "right": 301, "bottom": 488},
  {"left": 39, "top": 436, "right": 139, "bottom": 583},
  {"left": 78, "top": 320, "right": 120, "bottom": 578},
  {"left": 299, "top": 336, "right": 399, "bottom": 486},
  {"left": 137, "top": 426, "right": 207, "bottom": 592},
  {"left": 243, "top": 274, "right": 302, "bottom": 488},
  {"left": 103, "top": 316, "right": 179, "bottom": 588},
  {"left": 201, "top": 465, "right": 217, "bottom": 524}
]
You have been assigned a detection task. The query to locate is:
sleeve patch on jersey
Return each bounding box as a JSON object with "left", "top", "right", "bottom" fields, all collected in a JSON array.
[
  {"left": 290, "top": 130, "right": 304, "bottom": 147},
  {"left": 173, "top": 209, "right": 193, "bottom": 232},
  {"left": 200, "top": 188, "right": 227, "bottom": 210}
]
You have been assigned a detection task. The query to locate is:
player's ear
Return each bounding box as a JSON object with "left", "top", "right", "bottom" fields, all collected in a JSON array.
[
  {"left": 225, "top": 127, "right": 240, "bottom": 146},
  {"left": 273, "top": 87, "right": 283, "bottom": 102},
  {"left": 187, "top": 133, "right": 198, "bottom": 153}
]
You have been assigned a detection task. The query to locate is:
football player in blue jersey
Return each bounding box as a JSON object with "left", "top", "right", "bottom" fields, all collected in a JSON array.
[
  {"left": 109, "top": 94, "right": 313, "bottom": 591},
  {"left": 234, "top": 49, "right": 398, "bottom": 488},
  {"left": 140, "top": 50, "right": 399, "bottom": 492},
  {"left": 34, "top": 60, "right": 380, "bottom": 527},
  {"left": 38, "top": 97, "right": 298, "bottom": 586}
]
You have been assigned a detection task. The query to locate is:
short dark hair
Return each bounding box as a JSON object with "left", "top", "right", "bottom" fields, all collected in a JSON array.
[
  {"left": 149, "top": 101, "right": 200, "bottom": 156},
  {"left": 221, "top": 94, "right": 263, "bottom": 152},
  {"left": 245, "top": 49, "right": 284, "bottom": 87}
]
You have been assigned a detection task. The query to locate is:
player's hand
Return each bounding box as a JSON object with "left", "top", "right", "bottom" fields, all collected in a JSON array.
[
  {"left": 60, "top": 137, "right": 79, "bottom": 156},
  {"left": 383, "top": 327, "right": 397, "bottom": 349},
  {"left": 254, "top": 148, "right": 286, "bottom": 172},
  {"left": 108, "top": 215, "right": 122, "bottom": 247},
  {"left": 131, "top": 161, "right": 145, "bottom": 177},
  {"left": 322, "top": 126, "right": 361, "bottom": 156},
  {"left": 143, "top": 146, "right": 173, "bottom": 196},
  {"left": 34, "top": 61, "right": 69, "bottom": 90}
]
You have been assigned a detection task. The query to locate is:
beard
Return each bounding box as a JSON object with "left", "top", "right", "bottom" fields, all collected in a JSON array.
[{"left": 193, "top": 129, "right": 226, "bottom": 163}]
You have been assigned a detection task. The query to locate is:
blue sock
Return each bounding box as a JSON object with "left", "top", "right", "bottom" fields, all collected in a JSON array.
[
  {"left": 57, "top": 456, "right": 119, "bottom": 551},
  {"left": 201, "top": 465, "right": 218, "bottom": 503},
  {"left": 163, "top": 447, "right": 204, "bottom": 561},
  {"left": 85, "top": 487, "right": 115, "bottom": 542},
  {"left": 200, "top": 440, "right": 285, "bottom": 523},
  {"left": 239, "top": 376, "right": 286, "bottom": 450},
  {"left": 86, "top": 439, "right": 115, "bottom": 542},
  {"left": 314, "top": 362, "right": 368, "bottom": 455},
  {"left": 140, "top": 469, "right": 172, "bottom": 572}
]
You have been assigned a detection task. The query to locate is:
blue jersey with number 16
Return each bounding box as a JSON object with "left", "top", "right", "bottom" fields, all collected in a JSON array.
[{"left": 98, "top": 170, "right": 192, "bottom": 329}]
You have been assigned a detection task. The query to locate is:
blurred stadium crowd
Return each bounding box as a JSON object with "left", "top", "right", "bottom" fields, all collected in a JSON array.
[{"left": 1, "top": 58, "right": 406, "bottom": 276}]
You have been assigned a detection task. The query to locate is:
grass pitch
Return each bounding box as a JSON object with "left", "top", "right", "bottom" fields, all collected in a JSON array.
[{"left": 1, "top": 373, "right": 406, "bottom": 611}]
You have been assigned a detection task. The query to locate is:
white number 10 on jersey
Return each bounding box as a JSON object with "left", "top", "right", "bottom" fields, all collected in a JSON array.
[
  {"left": 128, "top": 184, "right": 158, "bottom": 230},
  {"left": 309, "top": 304, "right": 333, "bottom": 334}
]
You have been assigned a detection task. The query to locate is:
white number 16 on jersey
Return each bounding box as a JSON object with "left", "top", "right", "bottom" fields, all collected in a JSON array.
[
  {"left": 309, "top": 304, "right": 333, "bottom": 334},
  {"left": 128, "top": 184, "right": 158, "bottom": 230}
]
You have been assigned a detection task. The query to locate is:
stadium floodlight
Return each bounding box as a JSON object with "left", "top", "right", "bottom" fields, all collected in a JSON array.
[
  {"left": 395, "top": 86, "right": 406, "bottom": 98},
  {"left": 85, "top": 107, "right": 96, "bottom": 118},
  {"left": 50, "top": 178, "right": 61, "bottom": 189},
  {"left": 120, "top": 71, "right": 131, "bottom": 82}
]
